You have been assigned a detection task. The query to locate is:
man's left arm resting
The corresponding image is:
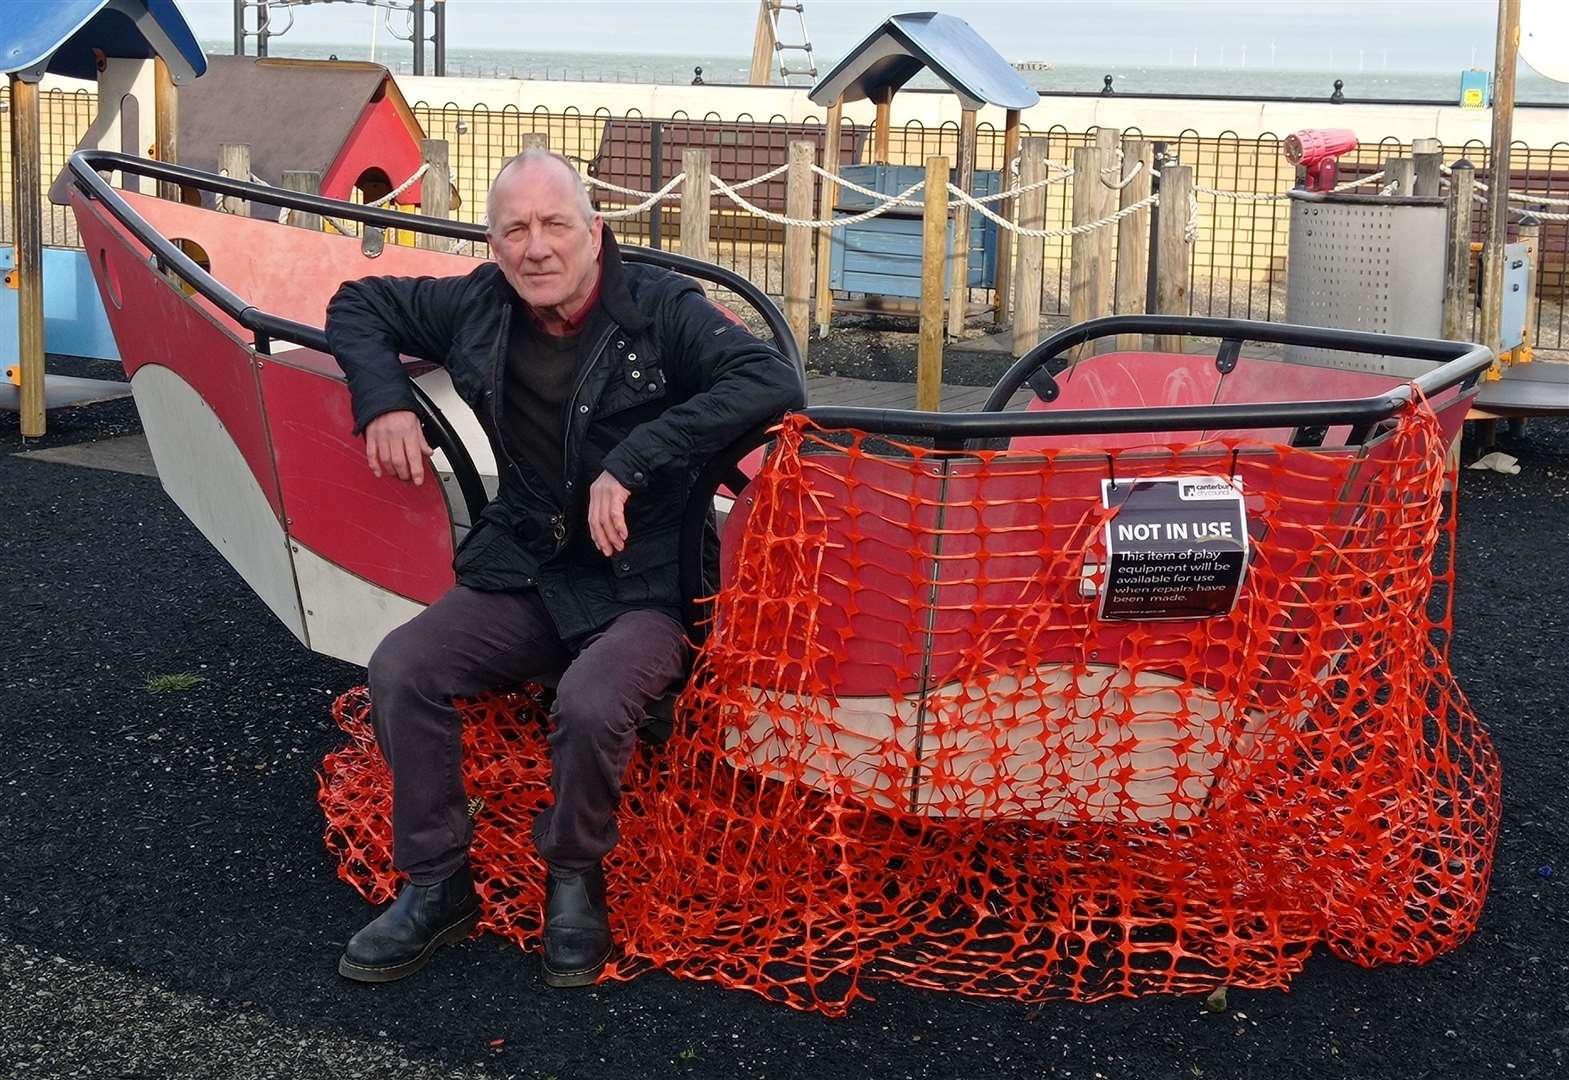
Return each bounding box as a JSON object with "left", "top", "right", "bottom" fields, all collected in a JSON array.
[{"left": 600, "top": 291, "right": 805, "bottom": 491}]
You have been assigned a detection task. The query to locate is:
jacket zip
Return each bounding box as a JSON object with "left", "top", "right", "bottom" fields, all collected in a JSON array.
[{"left": 559, "top": 320, "right": 620, "bottom": 525}]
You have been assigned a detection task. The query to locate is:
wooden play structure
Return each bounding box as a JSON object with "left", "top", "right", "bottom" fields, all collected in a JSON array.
[
  {"left": 3, "top": 0, "right": 204, "bottom": 436},
  {"left": 174, "top": 55, "right": 452, "bottom": 212},
  {"left": 807, "top": 12, "right": 1038, "bottom": 336}
]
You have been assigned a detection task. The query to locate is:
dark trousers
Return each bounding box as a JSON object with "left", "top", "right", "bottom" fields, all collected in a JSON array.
[{"left": 366, "top": 585, "right": 688, "bottom": 885}]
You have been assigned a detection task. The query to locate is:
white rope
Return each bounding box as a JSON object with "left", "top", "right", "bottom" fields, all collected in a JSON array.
[
  {"left": 1102, "top": 160, "right": 1145, "bottom": 191},
  {"left": 582, "top": 172, "right": 682, "bottom": 200},
  {"left": 370, "top": 161, "right": 429, "bottom": 207},
  {"left": 712, "top": 173, "right": 926, "bottom": 228},
  {"left": 1508, "top": 190, "right": 1569, "bottom": 207},
  {"left": 950, "top": 182, "right": 1159, "bottom": 239},
  {"left": 810, "top": 166, "right": 923, "bottom": 208},
  {"left": 726, "top": 162, "right": 791, "bottom": 191},
  {"left": 974, "top": 164, "right": 1077, "bottom": 202},
  {"left": 598, "top": 171, "right": 687, "bottom": 219},
  {"left": 1439, "top": 163, "right": 1569, "bottom": 207},
  {"left": 1193, "top": 170, "right": 1385, "bottom": 203}
]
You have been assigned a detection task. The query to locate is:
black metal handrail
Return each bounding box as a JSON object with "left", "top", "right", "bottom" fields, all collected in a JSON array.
[
  {"left": 66, "top": 149, "right": 807, "bottom": 524},
  {"left": 975, "top": 314, "right": 1492, "bottom": 445}
]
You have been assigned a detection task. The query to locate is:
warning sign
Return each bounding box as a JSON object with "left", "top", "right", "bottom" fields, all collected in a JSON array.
[{"left": 1098, "top": 476, "right": 1249, "bottom": 621}]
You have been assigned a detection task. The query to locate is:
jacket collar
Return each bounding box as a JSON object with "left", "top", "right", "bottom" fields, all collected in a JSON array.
[{"left": 590, "top": 227, "right": 650, "bottom": 335}]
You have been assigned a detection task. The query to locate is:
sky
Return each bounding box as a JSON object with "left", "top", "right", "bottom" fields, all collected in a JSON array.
[{"left": 169, "top": 0, "right": 1516, "bottom": 72}]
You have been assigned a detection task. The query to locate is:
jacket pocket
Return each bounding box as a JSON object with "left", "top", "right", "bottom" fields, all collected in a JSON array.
[
  {"left": 595, "top": 356, "right": 669, "bottom": 420},
  {"left": 608, "top": 523, "right": 681, "bottom": 607},
  {"left": 452, "top": 519, "right": 538, "bottom": 590}
]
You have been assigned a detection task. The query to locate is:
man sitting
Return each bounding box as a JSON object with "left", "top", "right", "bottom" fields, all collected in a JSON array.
[{"left": 325, "top": 150, "right": 803, "bottom": 986}]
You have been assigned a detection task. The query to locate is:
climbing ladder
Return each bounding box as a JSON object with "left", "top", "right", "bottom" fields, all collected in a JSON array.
[{"left": 749, "top": 0, "right": 817, "bottom": 85}]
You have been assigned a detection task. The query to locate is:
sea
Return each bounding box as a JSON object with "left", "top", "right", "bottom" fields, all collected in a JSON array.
[{"left": 203, "top": 40, "right": 1569, "bottom": 106}]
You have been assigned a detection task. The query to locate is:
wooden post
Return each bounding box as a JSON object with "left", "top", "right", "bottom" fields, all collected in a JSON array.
[
  {"left": 680, "top": 148, "right": 711, "bottom": 263},
  {"left": 418, "top": 138, "right": 451, "bottom": 249},
  {"left": 1114, "top": 138, "right": 1153, "bottom": 349},
  {"left": 1384, "top": 156, "right": 1414, "bottom": 196},
  {"left": 749, "top": 0, "right": 777, "bottom": 85},
  {"left": 1153, "top": 163, "right": 1194, "bottom": 353},
  {"left": 521, "top": 131, "right": 549, "bottom": 152},
  {"left": 154, "top": 58, "right": 179, "bottom": 202},
  {"left": 946, "top": 108, "right": 978, "bottom": 339},
  {"left": 1094, "top": 126, "right": 1120, "bottom": 160},
  {"left": 282, "top": 171, "right": 323, "bottom": 231},
  {"left": 1517, "top": 218, "right": 1540, "bottom": 361},
  {"left": 1442, "top": 161, "right": 1476, "bottom": 342},
  {"left": 1480, "top": 0, "right": 1521, "bottom": 359},
  {"left": 814, "top": 99, "right": 843, "bottom": 337},
  {"left": 992, "top": 108, "right": 1022, "bottom": 325},
  {"left": 1011, "top": 137, "right": 1047, "bottom": 358},
  {"left": 8, "top": 76, "right": 46, "bottom": 438},
  {"left": 918, "top": 155, "right": 950, "bottom": 411},
  {"left": 1412, "top": 137, "right": 1443, "bottom": 196},
  {"left": 218, "top": 143, "right": 251, "bottom": 215},
  {"left": 783, "top": 140, "right": 814, "bottom": 360},
  {"left": 1069, "top": 138, "right": 1117, "bottom": 355},
  {"left": 873, "top": 95, "right": 892, "bottom": 164}
]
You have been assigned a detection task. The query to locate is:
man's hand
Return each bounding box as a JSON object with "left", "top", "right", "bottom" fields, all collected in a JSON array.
[
  {"left": 587, "top": 471, "right": 631, "bottom": 556},
  {"left": 364, "top": 410, "right": 434, "bottom": 486}
]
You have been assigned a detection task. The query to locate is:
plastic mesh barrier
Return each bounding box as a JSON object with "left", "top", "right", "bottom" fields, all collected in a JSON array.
[{"left": 320, "top": 399, "right": 1500, "bottom": 1014}]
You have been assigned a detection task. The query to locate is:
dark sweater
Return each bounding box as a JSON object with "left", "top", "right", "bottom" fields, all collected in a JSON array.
[{"left": 502, "top": 302, "right": 605, "bottom": 506}]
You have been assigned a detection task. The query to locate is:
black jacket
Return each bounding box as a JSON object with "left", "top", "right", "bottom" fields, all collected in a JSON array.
[{"left": 325, "top": 230, "right": 804, "bottom": 642}]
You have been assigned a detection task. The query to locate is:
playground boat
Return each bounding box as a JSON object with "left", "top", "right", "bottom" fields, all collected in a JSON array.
[{"left": 65, "top": 150, "right": 1490, "bottom": 823}]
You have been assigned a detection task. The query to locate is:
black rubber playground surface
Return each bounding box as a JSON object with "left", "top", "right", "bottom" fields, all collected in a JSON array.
[{"left": 2, "top": 373, "right": 1566, "bottom": 1080}]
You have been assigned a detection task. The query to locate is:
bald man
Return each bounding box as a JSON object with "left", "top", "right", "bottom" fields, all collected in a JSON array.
[{"left": 325, "top": 150, "right": 802, "bottom": 987}]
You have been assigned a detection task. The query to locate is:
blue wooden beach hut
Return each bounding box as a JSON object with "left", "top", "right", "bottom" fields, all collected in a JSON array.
[{"left": 808, "top": 12, "right": 1037, "bottom": 333}]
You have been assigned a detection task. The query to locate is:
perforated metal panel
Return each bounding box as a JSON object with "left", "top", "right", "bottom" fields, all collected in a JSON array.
[{"left": 1284, "top": 193, "right": 1448, "bottom": 374}]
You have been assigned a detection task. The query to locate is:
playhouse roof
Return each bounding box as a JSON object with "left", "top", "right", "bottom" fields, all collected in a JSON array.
[
  {"left": 178, "top": 56, "right": 417, "bottom": 184},
  {"left": 1, "top": 0, "right": 205, "bottom": 82},
  {"left": 808, "top": 11, "right": 1038, "bottom": 113}
]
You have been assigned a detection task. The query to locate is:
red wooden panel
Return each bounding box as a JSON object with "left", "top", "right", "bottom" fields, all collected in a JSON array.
[
  {"left": 260, "top": 356, "right": 456, "bottom": 604},
  {"left": 116, "top": 190, "right": 481, "bottom": 337},
  {"left": 71, "top": 192, "right": 284, "bottom": 519},
  {"left": 321, "top": 93, "right": 425, "bottom": 206}
]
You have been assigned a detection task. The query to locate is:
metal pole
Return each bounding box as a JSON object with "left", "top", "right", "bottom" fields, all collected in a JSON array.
[
  {"left": 648, "top": 121, "right": 663, "bottom": 250},
  {"left": 1480, "top": 0, "right": 1520, "bottom": 360},
  {"left": 233, "top": 0, "right": 245, "bottom": 55},
  {"left": 433, "top": 0, "right": 446, "bottom": 77},
  {"left": 412, "top": 0, "right": 426, "bottom": 76}
]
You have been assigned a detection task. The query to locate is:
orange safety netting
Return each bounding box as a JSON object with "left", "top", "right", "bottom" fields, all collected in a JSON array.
[{"left": 320, "top": 398, "right": 1500, "bottom": 1015}]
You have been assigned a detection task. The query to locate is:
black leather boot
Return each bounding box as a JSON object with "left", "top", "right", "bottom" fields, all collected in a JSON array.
[
  {"left": 338, "top": 862, "right": 481, "bottom": 983},
  {"left": 541, "top": 862, "right": 611, "bottom": 988}
]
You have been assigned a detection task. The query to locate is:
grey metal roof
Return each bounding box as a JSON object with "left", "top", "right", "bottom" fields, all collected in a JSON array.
[{"left": 809, "top": 12, "right": 1038, "bottom": 112}]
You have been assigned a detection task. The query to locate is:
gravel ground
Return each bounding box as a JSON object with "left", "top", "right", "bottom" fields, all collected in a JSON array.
[{"left": 2, "top": 350, "right": 1566, "bottom": 1080}]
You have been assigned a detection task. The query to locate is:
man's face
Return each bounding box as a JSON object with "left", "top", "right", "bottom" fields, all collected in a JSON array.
[{"left": 485, "top": 160, "right": 603, "bottom": 311}]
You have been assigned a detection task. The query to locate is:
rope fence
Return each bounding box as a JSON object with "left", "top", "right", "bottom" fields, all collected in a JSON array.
[{"left": 4, "top": 85, "right": 1564, "bottom": 351}]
